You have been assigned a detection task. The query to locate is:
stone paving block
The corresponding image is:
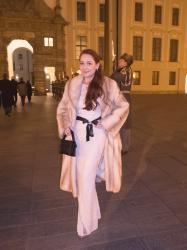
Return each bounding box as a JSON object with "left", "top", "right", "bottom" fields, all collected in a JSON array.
[
  {"left": 142, "top": 228, "right": 187, "bottom": 250},
  {"left": 0, "top": 240, "right": 26, "bottom": 250},
  {"left": 0, "top": 225, "right": 29, "bottom": 243},
  {"left": 31, "top": 206, "right": 77, "bottom": 224},
  {"left": 149, "top": 156, "right": 187, "bottom": 183},
  {"left": 85, "top": 237, "right": 148, "bottom": 250},
  {"left": 28, "top": 219, "right": 76, "bottom": 238},
  {"left": 0, "top": 212, "right": 33, "bottom": 228}
]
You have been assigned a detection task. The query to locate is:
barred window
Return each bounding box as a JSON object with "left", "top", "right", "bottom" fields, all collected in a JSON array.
[
  {"left": 172, "top": 8, "right": 179, "bottom": 26},
  {"left": 169, "top": 71, "right": 176, "bottom": 85},
  {"left": 169, "top": 39, "right": 178, "bottom": 62},
  {"left": 152, "top": 71, "right": 159, "bottom": 85},
  {"left": 154, "top": 5, "right": 162, "bottom": 24},
  {"left": 152, "top": 38, "right": 162, "bottom": 61},
  {"left": 76, "top": 36, "right": 87, "bottom": 59},
  {"left": 133, "top": 36, "right": 143, "bottom": 60},
  {"left": 77, "top": 1, "right": 86, "bottom": 21},
  {"left": 99, "top": 4, "right": 105, "bottom": 22},
  {"left": 98, "top": 37, "right": 104, "bottom": 59},
  {"left": 135, "top": 2, "right": 143, "bottom": 22},
  {"left": 133, "top": 71, "right": 141, "bottom": 85}
]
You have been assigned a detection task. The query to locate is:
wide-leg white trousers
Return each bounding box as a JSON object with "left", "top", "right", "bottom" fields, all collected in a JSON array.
[{"left": 74, "top": 120, "right": 106, "bottom": 237}]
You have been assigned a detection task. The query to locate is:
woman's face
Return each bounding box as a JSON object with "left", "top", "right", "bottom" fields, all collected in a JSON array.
[
  {"left": 118, "top": 59, "right": 127, "bottom": 68},
  {"left": 79, "top": 53, "right": 99, "bottom": 80}
]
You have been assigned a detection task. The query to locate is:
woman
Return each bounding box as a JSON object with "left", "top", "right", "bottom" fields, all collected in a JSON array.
[{"left": 56, "top": 49, "right": 129, "bottom": 237}]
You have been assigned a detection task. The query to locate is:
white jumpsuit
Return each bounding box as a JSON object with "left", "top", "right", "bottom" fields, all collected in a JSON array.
[{"left": 74, "top": 84, "right": 106, "bottom": 237}]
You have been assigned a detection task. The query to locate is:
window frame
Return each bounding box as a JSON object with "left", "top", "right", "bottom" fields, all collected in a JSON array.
[
  {"left": 133, "top": 71, "right": 141, "bottom": 85},
  {"left": 77, "top": 1, "right": 86, "bottom": 21},
  {"left": 169, "top": 71, "right": 176, "bottom": 85},
  {"left": 154, "top": 5, "right": 162, "bottom": 24},
  {"left": 134, "top": 2, "right": 143, "bottom": 22},
  {"left": 169, "top": 39, "right": 178, "bottom": 62},
  {"left": 44, "top": 37, "right": 54, "bottom": 47},
  {"left": 152, "top": 71, "right": 160, "bottom": 85},
  {"left": 152, "top": 37, "right": 162, "bottom": 61},
  {"left": 133, "top": 36, "right": 143, "bottom": 60},
  {"left": 76, "top": 36, "right": 87, "bottom": 59}
]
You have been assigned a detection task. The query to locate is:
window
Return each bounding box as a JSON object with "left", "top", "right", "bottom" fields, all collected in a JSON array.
[
  {"left": 18, "top": 53, "right": 23, "bottom": 60},
  {"left": 99, "top": 3, "right": 105, "bottom": 22},
  {"left": 98, "top": 37, "right": 104, "bottom": 59},
  {"left": 169, "top": 39, "right": 178, "bottom": 62},
  {"left": 152, "top": 71, "right": 159, "bottom": 85},
  {"left": 44, "top": 37, "right": 53, "bottom": 47},
  {"left": 133, "top": 71, "right": 141, "bottom": 85},
  {"left": 77, "top": 1, "right": 86, "bottom": 21},
  {"left": 154, "top": 5, "right": 162, "bottom": 24},
  {"left": 133, "top": 36, "right": 143, "bottom": 60},
  {"left": 169, "top": 71, "right": 176, "bottom": 85},
  {"left": 152, "top": 38, "right": 162, "bottom": 61},
  {"left": 172, "top": 8, "right": 179, "bottom": 26},
  {"left": 76, "top": 36, "right": 87, "bottom": 59},
  {"left": 19, "top": 64, "right": 23, "bottom": 71},
  {"left": 135, "top": 2, "right": 143, "bottom": 22}
]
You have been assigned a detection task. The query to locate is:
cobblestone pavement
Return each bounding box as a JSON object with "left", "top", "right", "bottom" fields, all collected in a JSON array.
[{"left": 0, "top": 94, "right": 187, "bottom": 250}]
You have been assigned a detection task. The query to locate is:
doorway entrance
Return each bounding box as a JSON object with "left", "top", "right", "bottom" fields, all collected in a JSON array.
[{"left": 7, "top": 39, "right": 33, "bottom": 83}]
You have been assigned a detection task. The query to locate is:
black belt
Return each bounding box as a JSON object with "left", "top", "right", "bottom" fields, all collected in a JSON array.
[{"left": 76, "top": 116, "right": 101, "bottom": 141}]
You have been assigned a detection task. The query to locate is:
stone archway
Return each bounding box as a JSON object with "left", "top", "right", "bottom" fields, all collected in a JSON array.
[{"left": 7, "top": 39, "right": 33, "bottom": 81}]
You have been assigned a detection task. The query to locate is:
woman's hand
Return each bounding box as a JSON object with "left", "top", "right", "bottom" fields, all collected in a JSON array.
[
  {"left": 64, "top": 127, "right": 71, "bottom": 136},
  {"left": 95, "top": 120, "right": 103, "bottom": 129}
]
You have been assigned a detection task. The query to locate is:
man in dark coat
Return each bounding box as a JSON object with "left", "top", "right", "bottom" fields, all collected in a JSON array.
[
  {"left": 0, "top": 73, "right": 14, "bottom": 116},
  {"left": 111, "top": 53, "right": 134, "bottom": 154},
  {"left": 26, "top": 80, "right": 32, "bottom": 103},
  {"left": 10, "top": 77, "right": 18, "bottom": 107}
]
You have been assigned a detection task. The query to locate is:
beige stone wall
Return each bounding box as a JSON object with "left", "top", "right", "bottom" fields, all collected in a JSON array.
[
  {"left": 43, "top": 0, "right": 187, "bottom": 93},
  {"left": 118, "top": 0, "right": 187, "bottom": 93}
]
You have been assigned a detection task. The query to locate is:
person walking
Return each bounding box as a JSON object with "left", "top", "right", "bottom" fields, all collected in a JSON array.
[
  {"left": 17, "top": 78, "right": 27, "bottom": 106},
  {"left": 111, "top": 53, "right": 133, "bottom": 154},
  {"left": 0, "top": 73, "right": 14, "bottom": 116},
  {"left": 10, "top": 77, "right": 18, "bottom": 108},
  {"left": 56, "top": 49, "right": 129, "bottom": 237},
  {"left": 26, "top": 80, "right": 32, "bottom": 103}
]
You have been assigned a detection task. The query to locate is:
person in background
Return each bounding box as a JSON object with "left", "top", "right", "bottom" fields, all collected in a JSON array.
[
  {"left": 17, "top": 78, "right": 27, "bottom": 106},
  {"left": 11, "top": 77, "right": 18, "bottom": 108},
  {"left": 0, "top": 73, "right": 14, "bottom": 117},
  {"left": 26, "top": 80, "right": 32, "bottom": 103},
  {"left": 111, "top": 53, "right": 134, "bottom": 154},
  {"left": 56, "top": 49, "right": 129, "bottom": 237}
]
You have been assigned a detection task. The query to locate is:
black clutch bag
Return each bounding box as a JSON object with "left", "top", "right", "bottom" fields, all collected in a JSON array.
[{"left": 59, "top": 130, "right": 77, "bottom": 156}]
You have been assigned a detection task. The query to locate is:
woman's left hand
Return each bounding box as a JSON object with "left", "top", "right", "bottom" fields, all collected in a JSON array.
[{"left": 95, "top": 120, "right": 103, "bottom": 129}]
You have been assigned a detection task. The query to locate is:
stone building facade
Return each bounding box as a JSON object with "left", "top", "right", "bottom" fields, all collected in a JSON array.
[{"left": 0, "top": 0, "right": 67, "bottom": 94}]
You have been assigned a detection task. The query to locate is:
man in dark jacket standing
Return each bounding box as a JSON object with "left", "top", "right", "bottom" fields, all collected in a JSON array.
[
  {"left": 10, "top": 77, "right": 18, "bottom": 107},
  {"left": 111, "top": 53, "right": 134, "bottom": 154},
  {"left": 0, "top": 73, "right": 14, "bottom": 116}
]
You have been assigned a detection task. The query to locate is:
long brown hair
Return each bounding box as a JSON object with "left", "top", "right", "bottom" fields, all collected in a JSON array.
[{"left": 79, "top": 49, "right": 104, "bottom": 110}]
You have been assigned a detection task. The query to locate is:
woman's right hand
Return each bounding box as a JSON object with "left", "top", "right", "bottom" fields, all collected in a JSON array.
[{"left": 64, "top": 127, "right": 71, "bottom": 136}]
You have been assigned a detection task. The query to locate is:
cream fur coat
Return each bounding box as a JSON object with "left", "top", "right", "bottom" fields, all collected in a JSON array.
[{"left": 56, "top": 74, "right": 129, "bottom": 197}]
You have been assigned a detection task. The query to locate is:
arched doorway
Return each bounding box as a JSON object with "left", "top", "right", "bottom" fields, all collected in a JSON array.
[{"left": 7, "top": 39, "right": 33, "bottom": 82}]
